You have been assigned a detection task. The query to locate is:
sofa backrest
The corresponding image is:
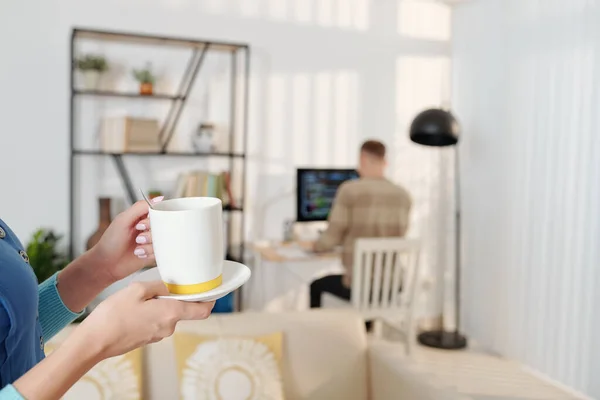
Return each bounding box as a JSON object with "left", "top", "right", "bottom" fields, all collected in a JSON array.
[{"left": 146, "top": 309, "right": 369, "bottom": 400}]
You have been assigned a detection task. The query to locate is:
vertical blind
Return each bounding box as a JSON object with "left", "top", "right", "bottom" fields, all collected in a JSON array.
[{"left": 453, "top": 0, "right": 600, "bottom": 398}]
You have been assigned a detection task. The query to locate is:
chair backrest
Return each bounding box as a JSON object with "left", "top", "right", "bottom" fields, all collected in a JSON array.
[{"left": 351, "top": 238, "right": 420, "bottom": 312}]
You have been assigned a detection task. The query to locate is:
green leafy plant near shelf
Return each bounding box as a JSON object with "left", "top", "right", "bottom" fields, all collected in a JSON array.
[
  {"left": 26, "top": 229, "right": 70, "bottom": 283},
  {"left": 76, "top": 54, "right": 108, "bottom": 72},
  {"left": 132, "top": 64, "right": 156, "bottom": 84}
]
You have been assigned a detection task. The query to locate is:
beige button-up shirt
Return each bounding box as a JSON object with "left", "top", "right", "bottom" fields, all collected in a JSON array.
[{"left": 314, "top": 177, "right": 412, "bottom": 288}]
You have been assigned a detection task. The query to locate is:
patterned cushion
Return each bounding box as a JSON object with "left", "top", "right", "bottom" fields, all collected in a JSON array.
[
  {"left": 44, "top": 345, "right": 143, "bottom": 399},
  {"left": 173, "top": 332, "right": 285, "bottom": 400}
]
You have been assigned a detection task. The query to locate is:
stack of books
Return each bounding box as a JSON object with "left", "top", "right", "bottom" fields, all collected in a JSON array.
[{"left": 173, "top": 171, "right": 236, "bottom": 208}]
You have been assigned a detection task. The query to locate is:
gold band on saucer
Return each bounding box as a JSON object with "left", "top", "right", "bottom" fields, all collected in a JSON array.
[{"left": 164, "top": 274, "right": 223, "bottom": 295}]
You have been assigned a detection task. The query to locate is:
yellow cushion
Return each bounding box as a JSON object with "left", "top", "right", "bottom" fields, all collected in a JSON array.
[
  {"left": 173, "top": 332, "right": 285, "bottom": 400},
  {"left": 45, "top": 344, "right": 143, "bottom": 399}
]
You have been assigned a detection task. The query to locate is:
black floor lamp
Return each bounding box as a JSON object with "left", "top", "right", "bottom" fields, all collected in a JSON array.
[{"left": 409, "top": 108, "right": 468, "bottom": 350}]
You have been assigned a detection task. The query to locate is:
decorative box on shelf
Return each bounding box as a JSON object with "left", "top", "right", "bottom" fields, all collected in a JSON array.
[{"left": 100, "top": 116, "right": 161, "bottom": 153}]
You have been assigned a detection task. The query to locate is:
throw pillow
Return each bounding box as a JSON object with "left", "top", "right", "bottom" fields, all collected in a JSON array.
[
  {"left": 173, "top": 332, "right": 285, "bottom": 400},
  {"left": 44, "top": 344, "right": 143, "bottom": 400}
]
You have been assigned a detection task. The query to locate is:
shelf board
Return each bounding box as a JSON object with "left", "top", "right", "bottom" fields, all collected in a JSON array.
[
  {"left": 223, "top": 206, "right": 244, "bottom": 212},
  {"left": 74, "top": 89, "right": 183, "bottom": 100},
  {"left": 73, "top": 150, "right": 245, "bottom": 158},
  {"left": 73, "top": 28, "right": 248, "bottom": 53}
]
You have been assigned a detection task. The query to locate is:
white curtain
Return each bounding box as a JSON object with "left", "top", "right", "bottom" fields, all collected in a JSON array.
[
  {"left": 393, "top": 1, "right": 455, "bottom": 324},
  {"left": 454, "top": 0, "right": 600, "bottom": 397}
]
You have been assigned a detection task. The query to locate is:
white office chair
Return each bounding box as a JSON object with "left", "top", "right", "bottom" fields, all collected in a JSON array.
[{"left": 322, "top": 238, "right": 421, "bottom": 354}]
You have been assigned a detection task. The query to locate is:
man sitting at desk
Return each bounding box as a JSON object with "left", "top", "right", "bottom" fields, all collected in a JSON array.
[{"left": 309, "top": 139, "right": 412, "bottom": 308}]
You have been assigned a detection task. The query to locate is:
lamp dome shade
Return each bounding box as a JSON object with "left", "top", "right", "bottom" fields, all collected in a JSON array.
[{"left": 409, "top": 108, "right": 460, "bottom": 147}]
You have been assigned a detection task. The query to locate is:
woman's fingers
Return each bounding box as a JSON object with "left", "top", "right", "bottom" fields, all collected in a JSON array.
[
  {"left": 135, "top": 216, "right": 154, "bottom": 257},
  {"left": 135, "top": 218, "right": 150, "bottom": 231},
  {"left": 176, "top": 301, "right": 216, "bottom": 321},
  {"left": 134, "top": 244, "right": 154, "bottom": 259},
  {"left": 134, "top": 197, "right": 163, "bottom": 230},
  {"left": 120, "top": 200, "right": 151, "bottom": 225},
  {"left": 120, "top": 196, "right": 163, "bottom": 226},
  {"left": 135, "top": 231, "right": 152, "bottom": 245},
  {"left": 81, "top": 280, "right": 215, "bottom": 360},
  {"left": 128, "top": 281, "right": 169, "bottom": 299}
]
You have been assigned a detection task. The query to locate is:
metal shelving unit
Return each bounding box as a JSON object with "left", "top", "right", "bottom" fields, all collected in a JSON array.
[{"left": 69, "top": 28, "right": 250, "bottom": 301}]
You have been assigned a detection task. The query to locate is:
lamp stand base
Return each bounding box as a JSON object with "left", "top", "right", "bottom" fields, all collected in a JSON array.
[{"left": 418, "top": 330, "right": 468, "bottom": 350}]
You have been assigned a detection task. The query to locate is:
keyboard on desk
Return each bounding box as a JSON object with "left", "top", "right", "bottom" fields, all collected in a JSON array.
[{"left": 274, "top": 245, "right": 312, "bottom": 259}]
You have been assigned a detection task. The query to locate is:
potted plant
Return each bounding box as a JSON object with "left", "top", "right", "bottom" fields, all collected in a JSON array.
[
  {"left": 132, "top": 63, "right": 156, "bottom": 95},
  {"left": 76, "top": 54, "right": 108, "bottom": 90},
  {"left": 148, "top": 190, "right": 163, "bottom": 200},
  {"left": 26, "top": 229, "right": 89, "bottom": 322},
  {"left": 26, "top": 229, "right": 70, "bottom": 284}
]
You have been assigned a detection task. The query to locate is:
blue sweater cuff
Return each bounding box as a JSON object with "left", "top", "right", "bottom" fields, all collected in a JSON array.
[
  {"left": 0, "top": 385, "right": 24, "bottom": 400},
  {"left": 38, "top": 272, "right": 83, "bottom": 341}
]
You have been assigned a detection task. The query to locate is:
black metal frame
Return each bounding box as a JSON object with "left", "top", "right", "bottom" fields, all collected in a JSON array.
[{"left": 69, "top": 29, "right": 250, "bottom": 305}]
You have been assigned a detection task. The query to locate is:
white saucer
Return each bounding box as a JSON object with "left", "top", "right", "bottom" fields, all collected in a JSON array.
[{"left": 134, "top": 260, "right": 251, "bottom": 302}]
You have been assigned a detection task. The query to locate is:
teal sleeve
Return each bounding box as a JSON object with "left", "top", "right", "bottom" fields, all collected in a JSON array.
[
  {"left": 0, "top": 385, "right": 24, "bottom": 400},
  {"left": 38, "top": 272, "right": 83, "bottom": 341}
]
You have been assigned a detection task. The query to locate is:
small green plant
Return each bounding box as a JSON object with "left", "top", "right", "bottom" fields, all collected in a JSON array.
[
  {"left": 26, "top": 229, "right": 70, "bottom": 283},
  {"left": 76, "top": 54, "right": 108, "bottom": 72},
  {"left": 132, "top": 63, "right": 156, "bottom": 84}
]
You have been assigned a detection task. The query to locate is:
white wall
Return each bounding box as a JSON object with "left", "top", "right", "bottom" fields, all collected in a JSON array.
[
  {"left": 453, "top": 0, "right": 600, "bottom": 398},
  {"left": 0, "top": 0, "right": 453, "bottom": 319}
]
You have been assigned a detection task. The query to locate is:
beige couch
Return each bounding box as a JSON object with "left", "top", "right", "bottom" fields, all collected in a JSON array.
[{"left": 50, "top": 310, "right": 414, "bottom": 400}]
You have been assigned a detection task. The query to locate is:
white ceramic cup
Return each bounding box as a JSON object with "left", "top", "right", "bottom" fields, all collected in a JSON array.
[{"left": 149, "top": 197, "right": 224, "bottom": 295}]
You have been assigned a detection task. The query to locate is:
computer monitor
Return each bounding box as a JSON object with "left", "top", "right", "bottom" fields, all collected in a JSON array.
[{"left": 296, "top": 168, "right": 359, "bottom": 222}]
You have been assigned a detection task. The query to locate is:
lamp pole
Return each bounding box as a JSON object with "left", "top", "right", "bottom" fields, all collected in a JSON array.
[
  {"left": 410, "top": 108, "right": 467, "bottom": 350},
  {"left": 454, "top": 148, "right": 462, "bottom": 338}
]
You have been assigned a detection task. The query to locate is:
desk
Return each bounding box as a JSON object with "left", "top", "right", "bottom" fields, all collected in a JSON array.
[{"left": 244, "top": 241, "right": 344, "bottom": 312}]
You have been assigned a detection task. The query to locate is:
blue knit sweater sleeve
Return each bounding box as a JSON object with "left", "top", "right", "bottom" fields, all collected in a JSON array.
[
  {"left": 0, "top": 274, "right": 82, "bottom": 399},
  {"left": 38, "top": 272, "right": 82, "bottom": 342},
  {"left": 0, "top": 385, "right": 24, "bottom": 399}
]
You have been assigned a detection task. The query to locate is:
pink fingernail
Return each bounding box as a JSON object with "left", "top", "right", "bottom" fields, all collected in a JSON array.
[
  {"left": 134, "top": 248, "right": 146, "bottom": 256},
  {"left": 152, "top": 196, "right": 164, "bottom": 203},
  {"left": 136, "top": 235, "right": 147, "bottom": 244},
  {"left": 136, "top": 223, "right": 146, "bottom": 231},
  {"left": 138, "top": 254, "right": 148, "bottom": 259}
]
